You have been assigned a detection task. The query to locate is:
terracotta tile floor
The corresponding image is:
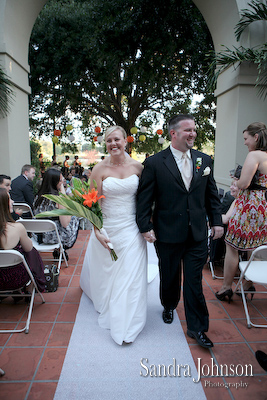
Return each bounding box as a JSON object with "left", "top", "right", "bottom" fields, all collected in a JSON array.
[{"left": 1, "top": 230, "right": 267, "bottom": 399}]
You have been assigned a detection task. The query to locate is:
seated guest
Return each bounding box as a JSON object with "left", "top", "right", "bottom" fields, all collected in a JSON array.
[
  {"left": 33, "top": 168, "right": 79, "bottom": 259},
  {"left": 10, "top": 164, "right": 36, "bottom": 208},
  {"left": 0, "top": 188, "right": 45, "bottom": 296},
  {"left": 0, "top": 174, "right": 22, "bottom": 220},
  {"left": 0, "top": 174, "right": 11, "bottom": 192}
]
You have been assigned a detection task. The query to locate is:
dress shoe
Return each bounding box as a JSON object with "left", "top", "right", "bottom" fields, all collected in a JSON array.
[
  {"left": 236, "top": 285, "right": 256, "bottom": 301},
  {"left": 162, "top": 308, "right": 173, "bottom": 324},
  {"left": 187, "top": 330, "right": 214, "bottom": 348},
  {"left": 255, "top": 350, "right": 267, "bottom": 371},
  {"left": 215, "top": 288, "right": 233, "bottom": 303}
]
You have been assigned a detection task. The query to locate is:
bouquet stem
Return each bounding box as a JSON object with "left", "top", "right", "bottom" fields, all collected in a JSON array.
[{"left": 100, "top": 228, "right": 118, "bottom": 261}]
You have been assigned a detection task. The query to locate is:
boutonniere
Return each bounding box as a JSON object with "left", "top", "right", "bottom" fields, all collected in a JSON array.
[
  {"left": 202, "top": 166, "right": 211, "bottom": 176},
  {"left": 196, "top": 157, "right": 202, "bottom": 172}
]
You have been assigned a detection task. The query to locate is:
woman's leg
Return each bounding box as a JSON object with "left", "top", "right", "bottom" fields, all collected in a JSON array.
[{"left": 217, "top": 243, "right": 239, "bottom": 293}]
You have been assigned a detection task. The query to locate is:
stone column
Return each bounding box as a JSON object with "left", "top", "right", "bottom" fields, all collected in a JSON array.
[{"left": 0, "top": 0, "right": 47, "bottom": 178}]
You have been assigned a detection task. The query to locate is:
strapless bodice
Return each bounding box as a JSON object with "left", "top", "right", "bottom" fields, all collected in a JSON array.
[{"left": 101, "top": 174, "right": 139, "bottom": 220}]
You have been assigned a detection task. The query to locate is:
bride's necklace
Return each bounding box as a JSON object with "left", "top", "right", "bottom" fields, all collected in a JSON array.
[{"left": 110, "top": 158, "right": 127, "bottom": 167}]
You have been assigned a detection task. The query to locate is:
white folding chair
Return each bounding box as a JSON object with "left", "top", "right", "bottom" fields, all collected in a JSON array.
[
  {"left": 13, "top": 202, "right": 34, "bottom": 218},
  {"left": 17, "top": 219, "right": 68, "bottom": 270},
  {"left": 0, "top": 250, "right": 45, "bottom": 334},
  {"left": 234, "top": 245, "right": 267, "bottom": 329}
]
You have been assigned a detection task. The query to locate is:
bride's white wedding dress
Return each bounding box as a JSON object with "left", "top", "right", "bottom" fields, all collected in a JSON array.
[{"left": 80, "top": 174, "right": 148, "bottom": 345}]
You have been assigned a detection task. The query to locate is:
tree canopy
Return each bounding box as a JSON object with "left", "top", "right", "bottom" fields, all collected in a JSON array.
[{"left": 29, "top": 0, "right": 215, "bottom": 151}]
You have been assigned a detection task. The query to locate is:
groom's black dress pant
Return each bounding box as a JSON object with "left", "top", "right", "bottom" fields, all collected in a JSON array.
[{"left": 154, "top": 229, "right": 209, "bottom": 332}]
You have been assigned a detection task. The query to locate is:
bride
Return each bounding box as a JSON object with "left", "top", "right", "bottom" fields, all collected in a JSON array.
[{"left": 80, "top": 126, "right": 148, "bottom": 345}]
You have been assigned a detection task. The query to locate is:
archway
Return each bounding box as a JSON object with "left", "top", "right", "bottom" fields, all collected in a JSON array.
[{"left": 0, "top": 0, "right": 266, "bottom": 191}]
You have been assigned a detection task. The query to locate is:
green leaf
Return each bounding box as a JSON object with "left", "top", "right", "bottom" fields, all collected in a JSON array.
[{"left": 36, "top": 194, "right": 103, "bottom": 229}]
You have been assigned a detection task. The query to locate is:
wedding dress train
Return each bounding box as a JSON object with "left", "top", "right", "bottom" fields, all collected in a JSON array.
[{"left": 80, "top": 175, "right": 148, "bottom": 345}]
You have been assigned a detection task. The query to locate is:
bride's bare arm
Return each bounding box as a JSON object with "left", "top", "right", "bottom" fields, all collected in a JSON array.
[{"left": 90, "top": 163, "right": 110, "bottom": 250}]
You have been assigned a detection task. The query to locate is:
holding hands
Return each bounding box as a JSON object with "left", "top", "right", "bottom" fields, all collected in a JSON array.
[{"left": 142, "top": 229, "right": 156, "bottom": 243}]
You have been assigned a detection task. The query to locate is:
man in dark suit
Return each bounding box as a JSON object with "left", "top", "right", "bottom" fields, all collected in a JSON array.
[
  {"left": 136, "top": 114, "right": 223, "bottom": 348},
  {"left": 11, "top": 164, "right": 36, "bottom": 208}
]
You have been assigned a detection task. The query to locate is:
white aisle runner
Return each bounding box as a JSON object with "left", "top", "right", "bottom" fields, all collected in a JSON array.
[{"left": 54, "top": 244, "right": 206, "bottom": 400}]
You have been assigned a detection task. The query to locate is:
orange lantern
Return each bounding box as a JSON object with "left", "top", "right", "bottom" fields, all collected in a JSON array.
[
  {"left": 93, "top": 136, "right": 98, "bottom": 142},
  {"left": 156, "top": 129, "right": 163, "bottom": 135},
  {"left": 127, "top": 136, "right": 134, "bottom": 143},
  {"left": 54, "top": 129, "right": 61, "bottom": 136},
  {"left": 95, "top": 126, "right": 101, "bottom": 134}
]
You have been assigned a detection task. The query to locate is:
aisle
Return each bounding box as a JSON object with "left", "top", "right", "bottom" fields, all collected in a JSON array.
[{"left": 54, "top": 244, "right": 206, "bottom": 400}]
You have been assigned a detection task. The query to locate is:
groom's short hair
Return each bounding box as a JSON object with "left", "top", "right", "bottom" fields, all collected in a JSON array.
[{"left": 168, "top": 114, "right": 194, "bottom": 136}]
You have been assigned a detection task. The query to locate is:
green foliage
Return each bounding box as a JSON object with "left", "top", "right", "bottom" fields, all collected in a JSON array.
[
  {"left": 208, "top": 0, "right": 267, "bottom": 99},
  {"left": 29, "top": 0, "right": 215, "bottom": 148},
  {"left": 0, "top": 66, "right": 14, "bottom": 117},
  {"left": 30, "top": 139, "right": 42, "bottom": 169},
  {"left": 35, "top": 192, "right": 103, "bottom": 229},
  {"left": 60, "top": 142, "right": 79, "bottom": 154},
  {"left": 30, "top": 139, "right": 42, "bottom": 193}
]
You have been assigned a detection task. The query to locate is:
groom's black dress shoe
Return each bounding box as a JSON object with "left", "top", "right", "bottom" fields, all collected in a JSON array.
[
  {"left": 255, "top": 350, "right": 267, "bottom": 371},
  {"left": 162, "top": 309, "right": 173, "bottom": 324},
  {"left": 187, "top": 330, "right": 214, "bottom": 348}
]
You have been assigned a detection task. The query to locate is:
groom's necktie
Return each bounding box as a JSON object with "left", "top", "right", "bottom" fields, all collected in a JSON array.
[{"left": 181, "top": 153, "right": 192, "bottom": 191}]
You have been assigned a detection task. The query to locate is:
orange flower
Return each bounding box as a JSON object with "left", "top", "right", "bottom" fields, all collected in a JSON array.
[{"left": 82, "top": 188, "right": 105, "bottom": 208}]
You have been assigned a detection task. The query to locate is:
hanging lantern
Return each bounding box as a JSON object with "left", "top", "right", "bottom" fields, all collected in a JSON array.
[
  {"left": 130, "top": 127, "right": 138, "bottom": 135},
  {"left": 52, "top": 136, "right": 59, "bottom": 144},
  {"left": 139, "top": 134, "right": 146, "bottom": 142},
  {"left": 97, "top": 135, "right": 103, "bottom": 143},
  {"left": 127, "top": 136, "right": 134, "bottom": 143},
  {"left": 95, "top": 126, "right": 101, "bottom": 134},
  {"left": 158, "top": 137, "right": 165, "bottom": 144},
  {"left": 156, "top": 129, "right": 163, "bottom": 135},
  {"left": 140, "top": 126, "right": 147, "bottom": 133},
  {"left": 54, "top": 129, "right": 61, "bottom": 137},
  {"left": 93, "top": 136, "right": 98, "bottom": 142},
  {"left": 69, "top": 134, "right": 75, "bottom": 142},
  {"left": 66, "top": 124, "right": 73, "bottom": 131}
]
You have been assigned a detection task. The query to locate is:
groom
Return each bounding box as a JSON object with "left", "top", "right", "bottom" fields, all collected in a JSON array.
[{"left": 136, "top": 114, "right": 223, "bottom": 348}]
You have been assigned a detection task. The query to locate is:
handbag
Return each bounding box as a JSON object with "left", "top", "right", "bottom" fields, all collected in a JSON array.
[{"left": 44, "top": 264, "right": 59, "bottom": 292}]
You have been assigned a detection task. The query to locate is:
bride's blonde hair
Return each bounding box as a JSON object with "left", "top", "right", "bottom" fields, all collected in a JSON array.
[{"left": 105, "top": 126, "right": 127, "bottom": 141}]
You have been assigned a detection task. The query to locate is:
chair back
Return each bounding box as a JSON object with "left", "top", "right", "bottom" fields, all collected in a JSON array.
[
  {"left": 0, "top": 249, "right": 27, "bottom": 268},
  {"left": 17, "top": 219, "right": 68, "bottom": 268},
  {"left": 17, "top": 219, "right": 58, "bottom": 234},
  {"left": 0, "top": 249, "right": 45, "bottom": 334},
  {"left": 13, "top": 203, "right": 34, "bottom": 218}
]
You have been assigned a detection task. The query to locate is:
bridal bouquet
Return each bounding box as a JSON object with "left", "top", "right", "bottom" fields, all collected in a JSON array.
[{"left": 35, "top": 177, "right": 118, "bottom": 261}]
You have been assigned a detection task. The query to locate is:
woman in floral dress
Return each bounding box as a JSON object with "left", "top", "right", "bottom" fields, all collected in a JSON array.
[{"left": 216, "top": 122, "right": 267, "bottom": 302}]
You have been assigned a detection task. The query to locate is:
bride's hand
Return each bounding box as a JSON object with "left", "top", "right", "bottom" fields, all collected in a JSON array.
[
  {"left": 94, "top": 229, "right": 111, "bottom": 252},
  {"left": 142, "top": 230, "right": 156, "bottom": 243}
]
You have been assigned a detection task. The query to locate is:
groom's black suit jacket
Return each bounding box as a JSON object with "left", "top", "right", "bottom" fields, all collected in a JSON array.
[{"left": 136, "top": 146, "right": 222, "bottom": 243}]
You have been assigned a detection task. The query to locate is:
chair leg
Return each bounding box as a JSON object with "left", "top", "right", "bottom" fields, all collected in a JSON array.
[
  {"left": 240, "top": 282, "right": 252, "bottom": 328},
  {"left": 25, "top": 288, "right": 35, "bottom": 334}
]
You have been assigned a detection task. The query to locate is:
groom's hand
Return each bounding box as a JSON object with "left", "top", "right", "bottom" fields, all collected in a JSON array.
[
  {"left": 210, "top": 226, "right": 224, "bottom": 240},
  {"left": 142, "top": 230, "right": 156, "bottom": 243}
]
